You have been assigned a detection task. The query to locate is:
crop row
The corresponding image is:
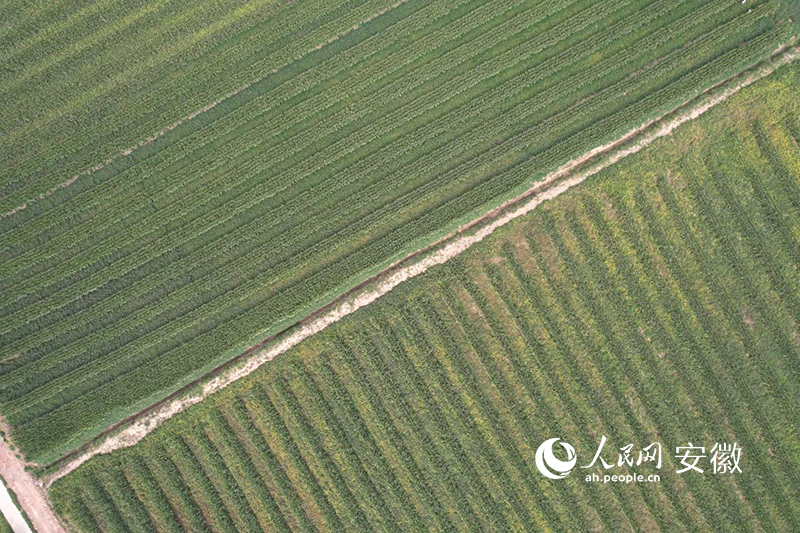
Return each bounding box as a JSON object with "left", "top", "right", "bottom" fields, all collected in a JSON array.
[
  {"left": 4, "top": 1, "right": 795, "bottom": 465},
  {"left": 0, "top": 0, "right": 602, "bottom": 313},
  {"left": 49, "top": 62, "right": 800, "bottom": 529},
  {"left": 0, "top": 0, "right": 748, "bottom": 306},
  {"left": 51, "top": 96, "right": 800, "bottom": 528},
  {"left": 0, "top": 0, "right": 410, "bottom": 210},
  {"left": 0, "top": 0, "right": 752, "bottom": 456}
]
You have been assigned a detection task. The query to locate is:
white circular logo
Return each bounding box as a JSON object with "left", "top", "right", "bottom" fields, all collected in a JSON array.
[{"left": 535, "top": 438, "right": 577, "bottom": 479}]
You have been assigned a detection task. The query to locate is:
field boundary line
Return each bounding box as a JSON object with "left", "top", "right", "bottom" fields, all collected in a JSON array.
[
  {"left": 43, "top": 41, "right": 800, "bottom": 487},
  {"left": 1, "top": 0, "right": 411, "bottom": 219}
]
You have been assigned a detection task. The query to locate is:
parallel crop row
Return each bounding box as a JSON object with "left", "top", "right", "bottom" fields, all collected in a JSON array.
[
  {"left": 0, "top": 0, "right": 411, "bottom": 211},
  {"left": 4, "top": 0, "right": 795, "bottom": 463},
  {"left": 51, "top": 77, "right": 800, "bottom": 530}
]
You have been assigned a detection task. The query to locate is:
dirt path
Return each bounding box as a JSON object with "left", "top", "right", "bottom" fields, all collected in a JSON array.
[
  {"left": 0, "top": 423, "right": 65, "bottom": 533},
  {"left": 43, "top": 42, "right": 799, "bottom": 487}
]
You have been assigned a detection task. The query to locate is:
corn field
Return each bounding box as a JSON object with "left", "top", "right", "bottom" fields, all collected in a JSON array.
[{"left": 49, "top": 64, "right": 800, "bottom": 530}]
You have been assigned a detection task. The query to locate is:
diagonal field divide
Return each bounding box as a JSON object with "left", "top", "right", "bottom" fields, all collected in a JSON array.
[{"left": 37, "top": 42, "right": 800, "bottom": 488}]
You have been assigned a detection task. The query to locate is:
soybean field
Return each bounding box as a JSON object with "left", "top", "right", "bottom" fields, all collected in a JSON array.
[
  {"left": 3, "top": 0, "right": 797, "bottom": 464},
  {"left": 49, "top": 61, "right": 800, "bottom": 532}
]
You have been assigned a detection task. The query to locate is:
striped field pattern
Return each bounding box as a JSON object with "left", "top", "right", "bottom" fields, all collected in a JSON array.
[
  {"left": 2, "top": 0, "right": 798, "bottom": 465},
  {"left": 49, "top": 62, "right": 800, "bottom": 532}
]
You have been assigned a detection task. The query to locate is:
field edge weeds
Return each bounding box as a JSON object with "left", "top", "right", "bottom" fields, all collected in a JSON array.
[{"left": 43, "top": 40, "right": 800, "bottom": 488}]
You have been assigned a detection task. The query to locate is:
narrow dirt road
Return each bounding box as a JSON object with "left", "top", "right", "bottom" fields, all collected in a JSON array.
[{"left": 0, "top": 425, "right": 65, "bottom": 533}]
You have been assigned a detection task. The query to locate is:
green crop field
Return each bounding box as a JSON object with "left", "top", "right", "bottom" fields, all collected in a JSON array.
[
  {"left": 49, "top": 61, "right": 800, "bottom": 532},
  {"left": 3, "top": 0, "right": 796, "bottom": 465}
]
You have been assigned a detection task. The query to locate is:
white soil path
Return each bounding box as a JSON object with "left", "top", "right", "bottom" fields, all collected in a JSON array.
[{"left": 0, "top": 423, "right": 65, "bottom": 533}]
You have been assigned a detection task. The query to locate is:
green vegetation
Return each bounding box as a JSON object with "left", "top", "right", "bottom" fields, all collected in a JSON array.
[
  {"left": 0, "top": 0, "right": 411, "bottom": 212},
  {"left": 0, "top": 512, "right": 12, "bottom": 533},
  {"left": 50, "top": 60, "right": 800, "bottom": 532},
  {"left": 2, "top": 0, "right": 797, "bottom": 465}
]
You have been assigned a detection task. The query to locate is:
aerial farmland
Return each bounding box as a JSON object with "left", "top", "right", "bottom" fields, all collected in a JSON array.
[{"left": 1, "top": 0, "right": 799, "bottom": 531}]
